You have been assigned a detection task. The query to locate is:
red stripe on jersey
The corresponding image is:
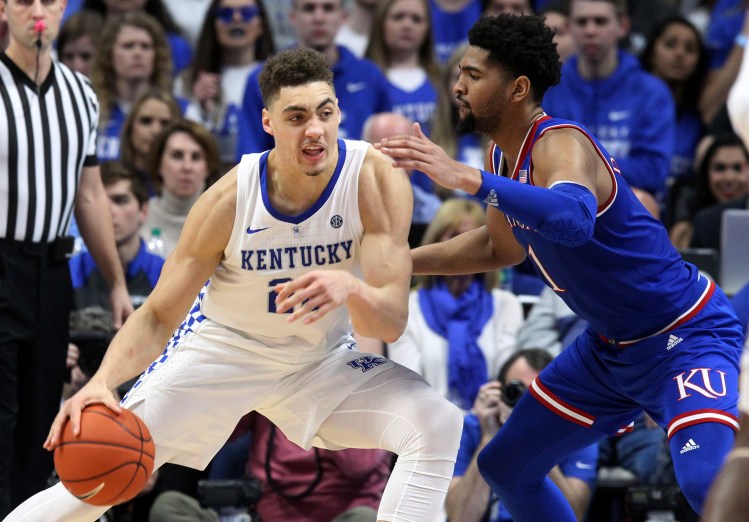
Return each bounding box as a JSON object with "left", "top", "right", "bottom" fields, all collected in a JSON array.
[
  {"left": 530, "top": 377, "right": 596, "bottom": 428},
  {"left": 512, "top": 116, "right": 549, "bottom": 181},
  {"left": 616, "top": 422, "right": 635, "bottom": 435},
  {"left": 598, "top": 278, "right": 716, "bottom": 346},
  {"left": 667, "top": 408, "right": 739, "bottom": 439}
]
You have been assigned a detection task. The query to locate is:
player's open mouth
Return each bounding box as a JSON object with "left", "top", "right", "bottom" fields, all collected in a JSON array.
[{"left": 303, "top": 147, "right": 325, "bottom": 158}]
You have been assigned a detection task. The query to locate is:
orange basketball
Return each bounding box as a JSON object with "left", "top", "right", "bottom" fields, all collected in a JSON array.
[{"left": 54, "top": 404, "right": 155, "bottom": 506}]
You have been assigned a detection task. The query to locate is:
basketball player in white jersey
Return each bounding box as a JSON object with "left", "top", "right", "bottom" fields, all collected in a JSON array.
[{"left": 6, "top": 47, "right": 463, "bottom": 522}]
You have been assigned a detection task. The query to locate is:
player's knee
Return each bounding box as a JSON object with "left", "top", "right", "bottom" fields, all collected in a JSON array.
[
  {"left": 477, "top": 433, "right": 516, "bottom": 491},
  {"left": 389, "top": 395, "right": 462, "bottom": 459},
  {"left": 671, "top": 423, "right": 736, "bottom": 514}
]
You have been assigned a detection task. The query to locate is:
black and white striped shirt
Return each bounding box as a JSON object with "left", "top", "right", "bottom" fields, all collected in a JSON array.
[{"left": 0, "top": 53, "right": 99, "bottom": 243}]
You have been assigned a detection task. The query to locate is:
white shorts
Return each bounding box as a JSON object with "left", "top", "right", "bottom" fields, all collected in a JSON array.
[{"left": 120, "top": 319, "right": 394, "bottom": 470}]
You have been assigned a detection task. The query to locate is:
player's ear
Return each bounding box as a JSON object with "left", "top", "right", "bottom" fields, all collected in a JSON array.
[
  {"left": 511, "top": 76, "right": 532, "bottom": 103},
  {"left": 262, "top": 108, "right": 274, "bottom": 136}
]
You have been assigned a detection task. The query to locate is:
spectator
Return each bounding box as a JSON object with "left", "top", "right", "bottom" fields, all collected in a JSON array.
[
  {"left": 149, "top": 412, "right": 392, "bottom": 522},
  {"left": 483, "top": 0, "right": 533, "bottom": 16},
  {"left": 179, "top": 0, "right": 275, "bottom": 170},
  {"left": 362, "top": 112, "right": 441, "bottom": 247},
  {"left": 365, "top": 0, "right": 440, "bottom": 134},
  {"left": 91, "top": 11, "right": 174, "bottom": 161},
  {"left": 640, "top": 15, "right": 709, "bottom": 225},
  {"left": 431, "top": 43, "right": 487, "bottom": 170},
  {"left": 82, "top": 0, "right": 193, "bottom": 74},
  {"left": 69, "top": 161, "right": 165, "bottom": 313},
  {"left": 237, "top": 0, "right": 392, "bottom": 155},
  {"left": 541, "top": 2, "right": 575, "bottom": 62},
  {"left": 430, "top": 0, "right": 483, "bottom": 63},
  {"left": 142, "top": 119, "right": 222, "bottom": 257},
  {"left": 119, "top": 88, "right": 183, "bottom": 196},
  {"left": 388, "top": 198, "right": 524, "bottom": 411},
  {"left": 56, "top": 10, "right": 103, "bottom": 77},
  {"left": 446, "top": 349, "right": 597, "bottom": 522},
  {"left": 671, "top": 133, "right": 749, "bottom": 249},
  {"left": 543, "top": 0, "right": 676, "bottom": 197},
  {"left": 335, "top": 0, "right": 377, "bottom": 57}
]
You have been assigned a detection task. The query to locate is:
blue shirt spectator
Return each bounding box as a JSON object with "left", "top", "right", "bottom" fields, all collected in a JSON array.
[
  {"left": 430, "top": 0, "right": 482, "bottom": 63},
  {"left": 543, "top": 51, "right": 675, "bottom": 195},
  {"left": 70, "top": 239, "right": 164, "bottom": 311}
]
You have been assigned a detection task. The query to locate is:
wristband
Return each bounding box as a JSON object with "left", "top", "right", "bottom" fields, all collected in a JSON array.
[{"left": 736, "top": 34, "right": 748, "bottom": 48}]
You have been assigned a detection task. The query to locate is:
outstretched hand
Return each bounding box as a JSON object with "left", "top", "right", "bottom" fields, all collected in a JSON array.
[
  {"left": 44, "top": 378, "right": 122, "bottom": 450},
  {"left": 374, "top": 122, "right": 482, "bottom": 193}
]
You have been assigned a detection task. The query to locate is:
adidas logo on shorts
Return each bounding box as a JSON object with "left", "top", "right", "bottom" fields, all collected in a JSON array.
[
  {"left": 680, "top": 438, "right": 700, "bottom": 454},
  {"left": 666, "top": 334, "right": 683, "bottom": 351}
]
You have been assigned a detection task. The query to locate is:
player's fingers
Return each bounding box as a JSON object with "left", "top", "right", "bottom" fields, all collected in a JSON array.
[
  {"left": 276, "top": 286, "right": 311, "bottom": 314},
  {"left": 285, "top": 289, "right": 326, "bottom": 322},
  {"left": 44, "top": 409, "right": 71, "bottom": 449},
  {"left": 303, "top": 303, "right": 335, "bottom": 324}
]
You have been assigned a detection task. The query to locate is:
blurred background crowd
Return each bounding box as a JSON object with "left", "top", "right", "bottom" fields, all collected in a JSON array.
[{"left": 2, "top": 0, "right": 749, "bottom": 520}]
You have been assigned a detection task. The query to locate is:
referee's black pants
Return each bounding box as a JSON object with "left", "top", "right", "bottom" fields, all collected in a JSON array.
[{"left": 0, "top": 240, "right": 72, "bottom": 517}]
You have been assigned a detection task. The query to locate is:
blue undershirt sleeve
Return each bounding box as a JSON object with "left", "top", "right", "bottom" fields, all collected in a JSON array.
[{"left": 474, "top": 170, "right": 598, "bottom": 247}]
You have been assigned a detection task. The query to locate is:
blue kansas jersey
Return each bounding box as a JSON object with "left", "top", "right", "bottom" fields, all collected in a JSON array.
[{"left": 491, "top": 116, "right": 713, "bottom": 343}]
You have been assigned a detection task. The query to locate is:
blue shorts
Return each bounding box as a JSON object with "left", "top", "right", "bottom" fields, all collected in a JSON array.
[{"left": 530, "top": 287, "right": 742, "bottom": 440}]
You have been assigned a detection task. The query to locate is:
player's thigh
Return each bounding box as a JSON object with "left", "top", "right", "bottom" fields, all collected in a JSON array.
[
  {"left": 121, "top": 337, "right": 282, "bottom": 469},
  {"left": 314, "top": 363, "right": 461, "bottom": 453}
]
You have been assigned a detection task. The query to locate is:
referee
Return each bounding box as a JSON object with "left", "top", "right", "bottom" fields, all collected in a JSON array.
[{"left": 0, "top": 0, "right": 133, "bottom": 516}]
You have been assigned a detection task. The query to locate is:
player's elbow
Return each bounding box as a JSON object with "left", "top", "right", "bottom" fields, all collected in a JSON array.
[
  {"left": 380, "top": 318, "right": 407, "bottom": 344},
  {"left": 538, "top": 212, "right": 595, "bottom": 247}
]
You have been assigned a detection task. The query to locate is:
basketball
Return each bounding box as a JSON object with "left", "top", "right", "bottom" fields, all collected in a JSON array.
[{"left": 54, "top": 404, "right": 155, "bottom": 506}]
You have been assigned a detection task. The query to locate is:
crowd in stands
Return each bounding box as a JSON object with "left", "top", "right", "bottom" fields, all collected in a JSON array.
[{"left": 3, "top": 0, "right": 749, "bottom": 520}]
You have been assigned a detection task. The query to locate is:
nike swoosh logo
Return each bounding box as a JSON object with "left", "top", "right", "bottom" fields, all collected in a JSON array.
[
  {"left": 575, "top": 461, "right": 594, "bottom": 470},
  {"left": 609, "top": 110, "right": 630, "bottom": 122},
  {"left": 347, "top": 82, "right": 367, "bottom": 93},
  {"left": 246, "top": 226, "right": 270, "bottom": 235}
]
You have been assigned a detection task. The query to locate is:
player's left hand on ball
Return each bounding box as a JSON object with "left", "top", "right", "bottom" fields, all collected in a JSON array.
[
  {"left": 44, "top": 378, "right": 121, "bottom": 451},
  {"left": 274, "top": 270, "right": 356, "bottom": 324}
]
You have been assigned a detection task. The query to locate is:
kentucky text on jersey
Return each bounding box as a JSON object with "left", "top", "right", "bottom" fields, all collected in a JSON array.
[{"left": 241, "top": 240, "right": 354, "bottom": 271}]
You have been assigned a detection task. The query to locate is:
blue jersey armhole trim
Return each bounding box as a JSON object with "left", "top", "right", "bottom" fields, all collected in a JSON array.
[{"left": 259, "top": 139, "right": 347, "bottom": 224}]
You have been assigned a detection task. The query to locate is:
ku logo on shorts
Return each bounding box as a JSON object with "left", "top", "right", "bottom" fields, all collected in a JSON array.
[{"left": 674, "top": 369, "right": 728, "bottom": 401}]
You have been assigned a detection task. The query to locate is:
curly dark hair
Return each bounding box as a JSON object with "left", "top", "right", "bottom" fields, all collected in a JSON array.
[
  {"left": 258, "top": 47, "right": 334, "bottom": 108},
  {"left": 468, "top": 14, "right": 561, "bottom": 102}
]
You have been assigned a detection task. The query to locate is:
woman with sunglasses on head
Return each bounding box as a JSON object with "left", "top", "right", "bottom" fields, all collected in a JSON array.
[{"left": 177, "top": 0, "right": 275, "bottom": 169}]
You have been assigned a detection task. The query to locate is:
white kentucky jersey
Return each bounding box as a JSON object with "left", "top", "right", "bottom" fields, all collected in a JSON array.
[{"left": 201, "top": 139, "right": 367, "bottom": 354}]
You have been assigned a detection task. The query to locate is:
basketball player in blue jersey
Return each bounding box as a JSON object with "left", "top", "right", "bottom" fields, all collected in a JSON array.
[
  {"left": 6, "top": 47, "right": 463, "bottom": 522},
  {"left": 377, "top": 13, "right": 744, "bottom": 521}
]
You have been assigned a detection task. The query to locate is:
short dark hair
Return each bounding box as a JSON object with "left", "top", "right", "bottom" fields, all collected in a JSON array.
[
  {"left": 497, "top": 348, "right": 553, "bottom": 384},
  {"left": 100, "top": 161, "right": 149, "bottom": 207},
  {"left": 468, "top": 14, "right": 561, "bottom": 102},
  {"left": 258, "top": 47, "right": 335, "bottom": 108}
]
